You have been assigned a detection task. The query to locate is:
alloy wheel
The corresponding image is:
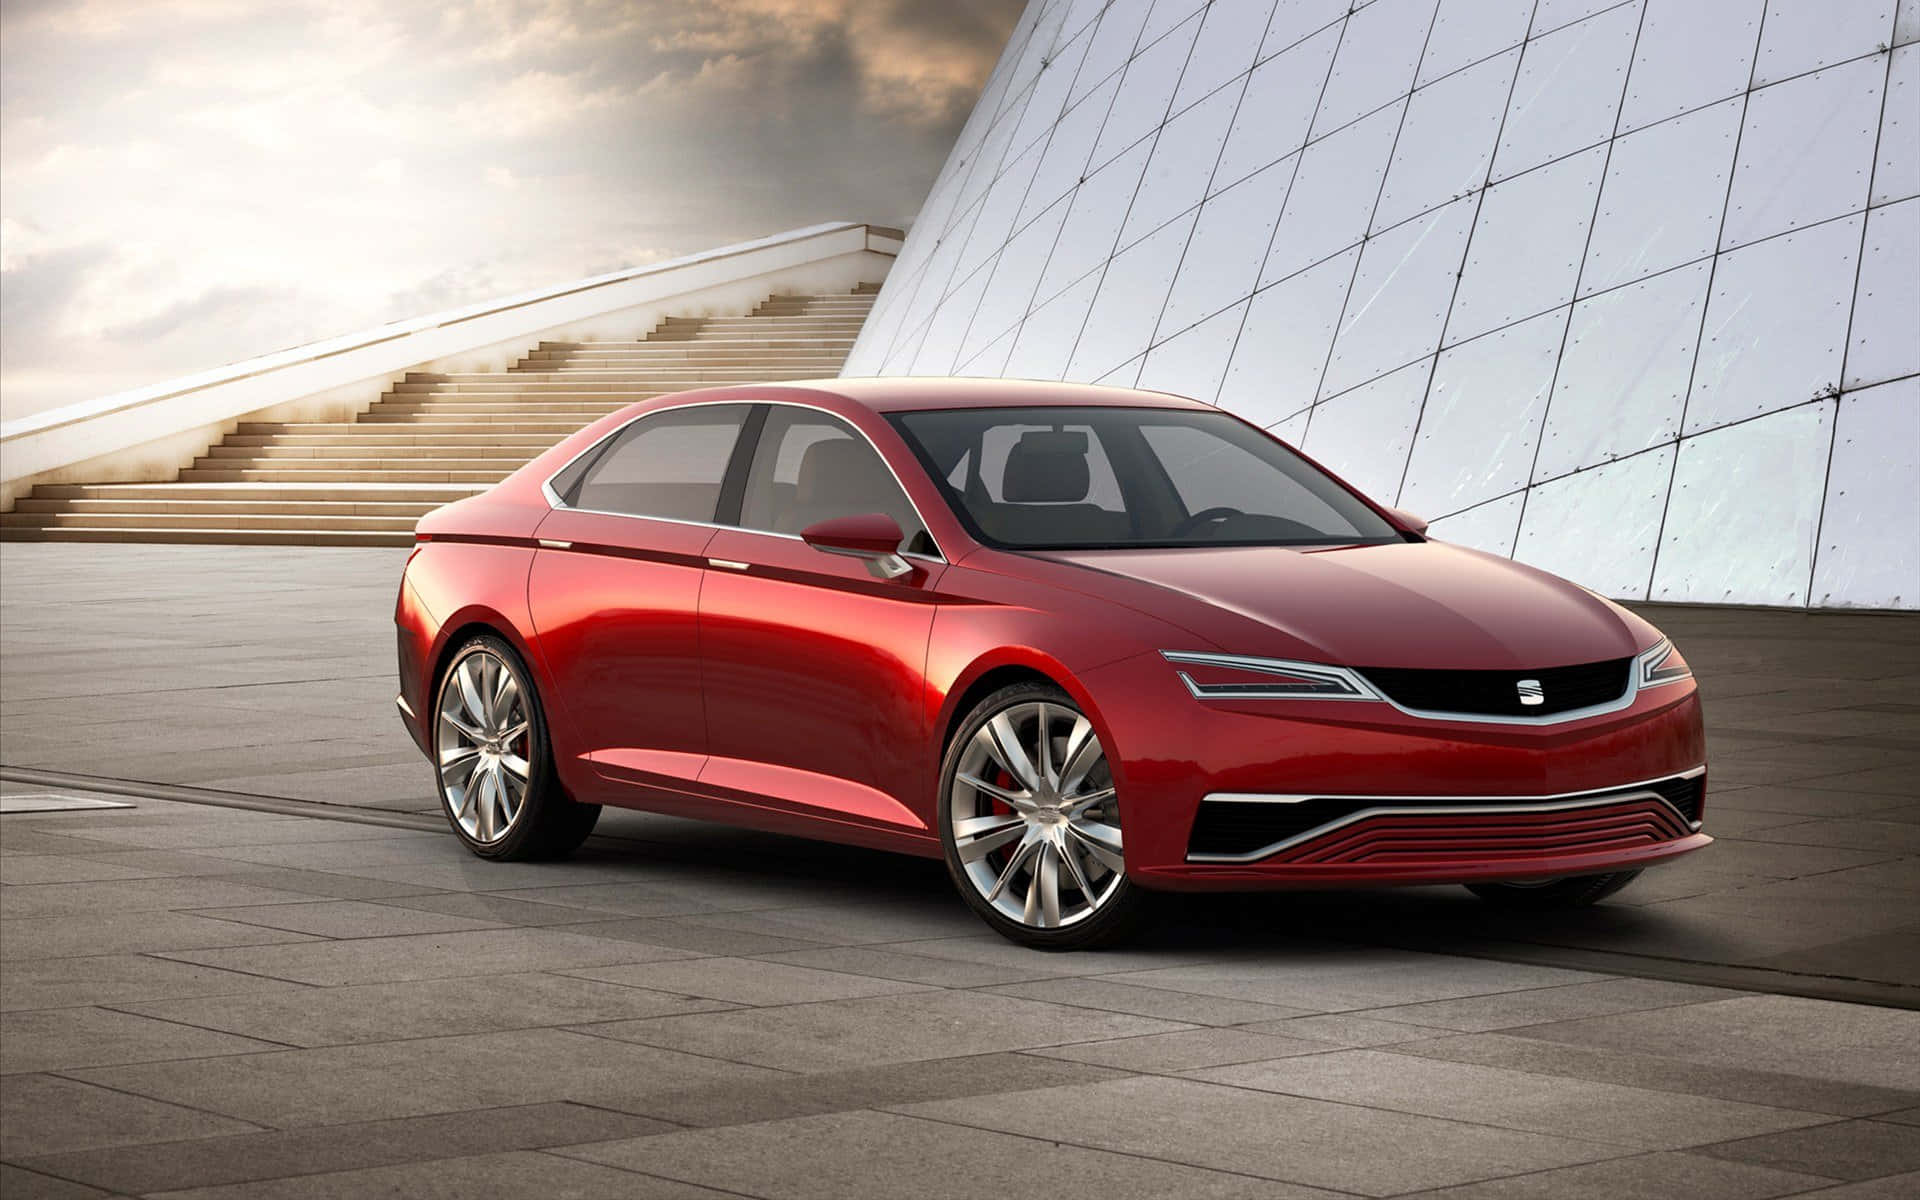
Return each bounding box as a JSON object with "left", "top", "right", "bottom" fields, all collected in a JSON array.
[
  {"left": 947, "top": 700, "right": 1125, "bottom": 929},
  {"left": 435, "top": 648, "right": 532, "bottom": 844}
]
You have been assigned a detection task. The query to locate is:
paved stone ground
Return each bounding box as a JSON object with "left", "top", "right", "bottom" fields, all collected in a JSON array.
[
  {"left": 3, "top": 544, "right": 1916, "bottom": 998},
  {"left": 4, "top": 783, "right": 1919, "bottom": 1199}
]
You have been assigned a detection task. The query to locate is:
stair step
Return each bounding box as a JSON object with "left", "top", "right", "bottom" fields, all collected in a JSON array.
[
  {"left": 0, "top": 526, "right": 414, "bottom": 546},
  {"left": 2, "top": 511, "right": 422, "bottom": 531},
  {"left": 13, "top": 498, "right": 443, "bottom": 516},
  {"left": 178, "top": 469, "right": 511, "bottom": 483},
  {"left": 223, "top": 433, "right": 561, "bottom": 448},
  {"left": 38, "top": 483, "right": 475, "bottom": 500},
  {"left": 207, "top": 443, "right": 546, "bottom": 460}
]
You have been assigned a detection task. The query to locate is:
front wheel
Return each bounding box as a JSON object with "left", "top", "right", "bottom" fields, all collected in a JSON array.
[
  {"left": 1466, "top": 870, "right": 1642, "bottom": 909},
  {"left": 433, "top": 634, "right": 599, "bottom": 860},
  {"left": 938, "top": 683, "right": 1152, "bottom": 949}
]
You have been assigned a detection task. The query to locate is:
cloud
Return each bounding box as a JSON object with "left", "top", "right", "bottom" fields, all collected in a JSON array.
[{"left": 0, "top": 0, "right": 1025, "bottom": 421}]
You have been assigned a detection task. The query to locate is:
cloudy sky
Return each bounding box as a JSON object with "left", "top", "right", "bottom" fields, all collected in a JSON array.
[{"left": 0, "top": 0, "right": 1024, "bottom": 421}]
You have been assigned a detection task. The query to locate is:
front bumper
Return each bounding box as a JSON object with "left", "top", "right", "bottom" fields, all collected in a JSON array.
[{"left": 1078, "top": 650, "right": 1711, "bottom": 891}]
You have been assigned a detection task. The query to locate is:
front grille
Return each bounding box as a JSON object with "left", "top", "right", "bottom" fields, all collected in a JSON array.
[
  {"left": 1187, "top": 774, "right": 1702, "bottom": 861},
  {"left": 1358, "top": 657, "right": 1633, "bottom": 718}
]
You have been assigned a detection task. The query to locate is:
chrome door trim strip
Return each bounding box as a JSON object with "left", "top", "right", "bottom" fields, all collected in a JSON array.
[{"left": 1189, "top": 767, "right": 1706, "bottom": 864}]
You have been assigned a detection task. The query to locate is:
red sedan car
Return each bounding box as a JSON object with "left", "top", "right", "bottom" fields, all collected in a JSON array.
[{"left": 395, "top": 378, "right": 1707, "bottom": 948}]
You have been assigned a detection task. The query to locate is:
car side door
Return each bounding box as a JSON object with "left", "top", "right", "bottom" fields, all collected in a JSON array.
[
  {"left": 527, "top": 403, "right": 754, "bottom": 802},
  {"left": 697, "top": 404, "right": 947, "bottom": 844}
]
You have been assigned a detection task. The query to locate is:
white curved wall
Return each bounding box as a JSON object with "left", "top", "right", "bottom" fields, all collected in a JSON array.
[{"left": 847, "top": 0, "right": 1919, "bottom": 609}]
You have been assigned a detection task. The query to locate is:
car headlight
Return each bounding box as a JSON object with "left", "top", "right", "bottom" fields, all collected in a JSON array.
[
  {"left": 1638, "top": 638, "right": 1692, "bottom": 688},
  {"left": 1161, "top": 652, "right": 1380, "bottom": 701}
]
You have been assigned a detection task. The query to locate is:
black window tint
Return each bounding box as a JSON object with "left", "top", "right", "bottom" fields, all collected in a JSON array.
[
  {"left": 739, "top": 408, "right": 929, "bottom": 550},
  {"left": 566, "top": 405, "right": 750, "bottom": 522}
]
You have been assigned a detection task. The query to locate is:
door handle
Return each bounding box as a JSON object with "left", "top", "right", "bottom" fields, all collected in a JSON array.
[
  {"left": 537, "top": 539, "right": 572, "bottom": 550},
  {"left": 708, "top": 558, "right": 751, "bottom": 571}
]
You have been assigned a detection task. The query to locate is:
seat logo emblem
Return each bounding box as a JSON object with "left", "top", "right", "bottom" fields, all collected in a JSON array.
[{"left": 1516, "top": 678, "right": 1544, "bottom": 706}]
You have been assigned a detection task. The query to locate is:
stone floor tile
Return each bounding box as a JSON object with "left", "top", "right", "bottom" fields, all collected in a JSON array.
[
  {"left": 1027, "top": 1026, "right": 1332, "bottom": 1071},
  {"left": 301, "top": 859, "right": 673, "bottom": 893},
  {"left": 1745, "top": 930, "right": 1920, "bottom": 985},
  {"left": 119, "top": 970, "right": 735, "bottom": 1047},
  {"left": 565, "top": 956, "right": 932, "bottom": 1005},
  {"left": 557, "top": 1108, "right": 1322, "bottom": 1200},
  {"left": 153, "top": 926, "right": 697, "bottom": 986},
  {"left": 1512, "top": 996, "right": 1920, "bottom": 1092},
  {"left": 557, "top": 916, "right": 835, "bottom": 956},
  {"left": 1392, "top": 1149, "right": 1837, "bottom": 1199},
  {"left": 671, "top": 900, "right": 988, "bottom": 946},
  {"left": 0, "top": 911, "right": 322, "bottom": 961},
  {"left": 982, "top": 974, "right": 1319, "bottom": 1024},
  {"left": 0, "top": 854, "right": 171, "bottom": 884},
  {"left": 182, "top": 898, "right": 501, "bottom": 938},
  {"left": 1238, "top": 1012, "right": 1447, "bottom": 1047},
  {"left": 0, "top": 1163, "right": 115, "bottom": 1200},
  {"left": 893, "top": 1075, "right": 1627, "bottom": 1195},
  {"left": 1189, "top": 1048, "right": 1831, "bottom": 1149},
  {"left": 0, "top": 876, "right": 333, "bottom": 920},
  {"left": 601, "top": 1051, "right": 1126, "bottom": 1128},
  {"left": 370, "top": 891, "right": 630, "bottom": 927},
  {"left": 756, "top": 943, "right": 1069, "bottom": 986},
  {"left": 1774, "top": 1173, "right": 1920, "bottom": 1197},
  {"left": 186, "top": 836, "right": 461, "bottom": 871},
  {"left": 0, "top": 954, "right": 301, "bottom": 1012},
  {"left": 1395, "top": 1033, "right": 1920, "bottom": 1117},
  {"left": 1101, "top": 949, "right": 1602, "bottom": 1012},
  {"left": 145, "top": 1149, "right": 729, "bottom": 1200},
  {"left": 175, "top": 865, "right": 447, "bottom": 901},
  {"left": 577, "top": 988, "right": 1190, "bottom": 1072},
  {"left": 65, "top": 1028, "right": 784, "bottom": 1127},
  {"left": 0, "top": 1006, "right": 286, "bottom": 1074},
  {"left": 1364, "top": 978, "right": 1749, "bottom": 1032},
  {"left": 1692, "top": 1120, "right": 1920, "bottom": 1180},
  {"left": 0, "top": 1074, "right": 261, "bottom": 1158},
  {"left": 16, "top": 1103, "right": 675, "bottom": 1195}
]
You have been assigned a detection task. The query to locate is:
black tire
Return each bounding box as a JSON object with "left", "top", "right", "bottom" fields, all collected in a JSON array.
[
  {"left": 432, "top": 634, "right": 600, "bottom": 861},
  {"left": 938, "top": 682, "right": 1153, "bottom": 950},
  {"left": 1466, "top": 870, "right": 1642, "bottom": 909}
]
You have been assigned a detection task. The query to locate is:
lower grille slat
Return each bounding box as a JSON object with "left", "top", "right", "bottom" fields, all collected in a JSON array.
[{"left": 1187, "top": 772, "right": 1704, "bottom": 864}]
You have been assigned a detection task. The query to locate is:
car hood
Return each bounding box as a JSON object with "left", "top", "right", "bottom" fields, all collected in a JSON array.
[{"left": 1034, "top": 540, "right": 1654, "bottom": 670}]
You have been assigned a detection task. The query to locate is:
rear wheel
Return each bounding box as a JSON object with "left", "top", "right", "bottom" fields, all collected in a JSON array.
[
  {"left": 938, "top": 683, "right": 1151, "bottom": 949},
  {"left": 1466, "top": 870, "right": 1641, "bottom": 909},
  {"left": 433, "top": 634, "right": 599, "bottom": 860}
]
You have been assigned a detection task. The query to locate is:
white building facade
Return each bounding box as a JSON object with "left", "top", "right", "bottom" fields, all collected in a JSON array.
[{"left": 846, "top": 0, "right": 1919, "bottom": 609}]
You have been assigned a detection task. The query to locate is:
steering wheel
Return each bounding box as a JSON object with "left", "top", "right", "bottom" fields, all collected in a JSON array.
[{"left": 1169, "top": 506, "right": 1246, "bottom": 538}]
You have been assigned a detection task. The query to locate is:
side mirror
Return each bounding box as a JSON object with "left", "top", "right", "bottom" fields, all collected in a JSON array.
[
  {"left": 1387, "top": 507, "right": 1429, "bottom": 536},
  {"left": 801, "top": 513, "right": 914, "bottom": 580}
]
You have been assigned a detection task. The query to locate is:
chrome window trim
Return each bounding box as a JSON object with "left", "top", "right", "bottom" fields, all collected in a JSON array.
[
  {"left": 1189, "top": 766, "right": 1707, "bottom": 864},
  {"left": 1162, "top": 649, "right": 1661, "bottom": 726},
  {"left": 538, "top": 397, "right": 945, "bottom": 562}
]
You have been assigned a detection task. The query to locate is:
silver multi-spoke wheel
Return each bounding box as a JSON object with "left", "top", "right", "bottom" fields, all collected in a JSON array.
[
  {"left": 948, "top": 700, "right": 1125, "bottom": 930},
  {"left": 435, "top": 648, "right": 532, "bottom": 845}
]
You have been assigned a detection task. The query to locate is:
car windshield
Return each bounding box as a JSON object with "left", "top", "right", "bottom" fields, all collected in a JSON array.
[{"left": 889, "top": 406, "right": 1402, "bottom": 550}]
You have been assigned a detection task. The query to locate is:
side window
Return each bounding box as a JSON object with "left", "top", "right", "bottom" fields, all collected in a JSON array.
[
  {"left": 739, "top": 408, "right": 931, "bottom": 552},
  {"left": 561, "top": 404, "right": 750, "bottom": 522}
]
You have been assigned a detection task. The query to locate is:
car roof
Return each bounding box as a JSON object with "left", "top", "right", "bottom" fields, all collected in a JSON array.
[{"left": 737, "top": 377, "right": 1217, "bottom": 414}]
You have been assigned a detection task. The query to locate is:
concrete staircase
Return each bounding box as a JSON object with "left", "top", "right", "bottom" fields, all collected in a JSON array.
[{"left": 2, "top": 287, "right": 879, "bottom": 546}]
